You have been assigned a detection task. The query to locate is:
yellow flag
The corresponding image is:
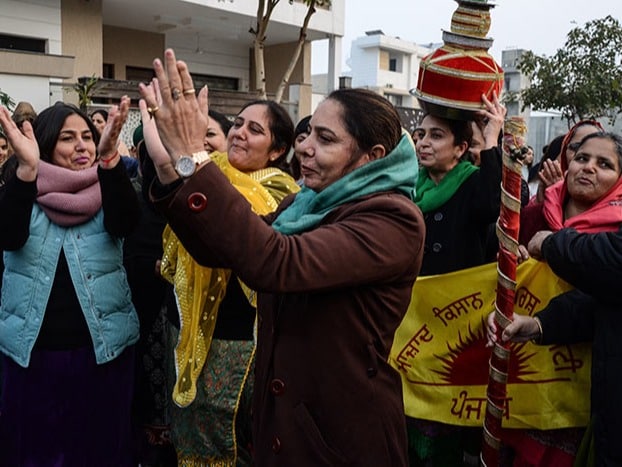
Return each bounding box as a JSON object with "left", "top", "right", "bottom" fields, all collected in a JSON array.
[{"left": 390, "top": 259, "right": 591, "bottom": 430}]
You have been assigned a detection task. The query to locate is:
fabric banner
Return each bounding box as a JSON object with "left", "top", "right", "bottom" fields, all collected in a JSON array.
[{"left": 389, "top": 259, "right": 591, "bottom": 430}]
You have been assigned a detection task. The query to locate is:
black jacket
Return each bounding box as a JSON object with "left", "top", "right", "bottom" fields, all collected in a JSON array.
[
  {"left": 420, "top": 147, "right": 502, "bottom": 275},
  {"left": 538, "top": 227, "right": 622, "bottom": 465}
]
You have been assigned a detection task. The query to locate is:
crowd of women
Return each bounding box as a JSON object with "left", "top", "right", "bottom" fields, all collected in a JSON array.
[{"left": 0, "top": 46, "right": 621, "bottom": 466}]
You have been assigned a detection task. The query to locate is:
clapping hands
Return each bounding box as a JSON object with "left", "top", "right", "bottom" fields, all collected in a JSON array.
[{"left": 0, "top": 106, "right": 39, "bottom": 181}]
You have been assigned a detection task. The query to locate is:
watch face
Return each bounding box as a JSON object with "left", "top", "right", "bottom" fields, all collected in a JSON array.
[{"left": 176, "top": 156, "right": 196, "bottom": 177}]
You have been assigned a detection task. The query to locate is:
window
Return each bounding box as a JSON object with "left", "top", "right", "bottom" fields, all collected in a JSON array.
[
  {"left": 0, "top": 34, "right": 45, "bottom": 53},
  {"left": 386, "top": 94, "right": 403, "bottom": 107},
  {"left": 103, "top": 63, "right": 114, "bottom": 80},
  {"left": 191, "top": 73, "right": 238, "bottom": 91},
  {"left": 125, "top": 67, "right": 238, "bottom": 91},
  {"left": 126, "top": 66, "right": 155, "bottom": 83},
  {"left": 388, "top": 53, "right": 402, "bottom": 73}
]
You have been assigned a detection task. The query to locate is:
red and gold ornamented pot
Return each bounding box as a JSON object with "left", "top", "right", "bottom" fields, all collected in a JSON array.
[{"left": 413, "top": 0, "right": 504, "bottom": 120}]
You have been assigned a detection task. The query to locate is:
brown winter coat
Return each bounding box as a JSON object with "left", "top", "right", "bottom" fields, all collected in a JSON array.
[{"left": 155, "top": 163, "right": 425, "bottom": 466}]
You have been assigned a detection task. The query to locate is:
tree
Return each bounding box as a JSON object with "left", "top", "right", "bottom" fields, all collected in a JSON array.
[
  {"left": 274, "top": 0, "right": 330, "bottom": 103},
  {"left": 66, "top": 75, "right": 99, "bottom": 111},
  {"left": 517, "top": 15, "right": 622, "bottom": 126},
  {"left": 249, "top": 0, "right": 331, "bottom": 102},
  {"left": 0, "top": 89, "right": 15, "bottom": 112}
]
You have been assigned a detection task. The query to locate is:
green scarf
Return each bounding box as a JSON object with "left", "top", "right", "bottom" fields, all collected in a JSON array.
[
  {"left": 415, "top": 160, "right": 478, "bottom": 213},
  {"left": 272, "top": 132, "right": 418, "bottom": 235}
]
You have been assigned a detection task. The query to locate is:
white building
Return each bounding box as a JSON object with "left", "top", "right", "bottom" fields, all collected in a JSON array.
[
  {"left": 0, "top": 0, "right": 344, "bottom": 121},
  {"left": 345, "top": 30, "right": 433, "bottom": 109},
  {"left": 501, "top": 48, "right": 531, "bottom": 120}
]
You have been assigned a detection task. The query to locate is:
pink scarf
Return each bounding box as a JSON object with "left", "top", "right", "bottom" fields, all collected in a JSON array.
[
  {"left": 36, "top": 161, "right": 102, "bottom": 226},
  {"left": 542, "top": 177, "right": 622, "bottom": 234}
]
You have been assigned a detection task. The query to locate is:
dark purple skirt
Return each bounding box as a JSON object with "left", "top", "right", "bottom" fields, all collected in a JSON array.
[{"left": 0, "top": 345, "right": 135, "bottom": 467}]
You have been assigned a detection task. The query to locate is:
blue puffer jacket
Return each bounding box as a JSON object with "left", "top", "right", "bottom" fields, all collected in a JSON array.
[{"left": 0, "top": 205, "right": 139, "bottom": 367}]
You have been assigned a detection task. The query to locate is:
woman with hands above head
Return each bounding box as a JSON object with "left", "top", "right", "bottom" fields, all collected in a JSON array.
[
  {"left": 413, "top": 92, "right": 505, "bottom": 275},
  {"left": 139, "top": 48, "right": 425, "bottom": 466},
  {"left": 141, "top": 82, "right": 300, "bottom": 464},
  {"left": 0, "top": 97, "right": 141, "bottom": 467}
]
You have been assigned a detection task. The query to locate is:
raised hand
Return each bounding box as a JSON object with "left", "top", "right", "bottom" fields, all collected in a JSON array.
[
  {"left": 138, "top": 95, "right": 178, "bottom": 184},
  {"left": 138, "top": 49, "right": 209, "bottom": 174},
  {"left": 477, "top": 91, "right": 507, "bottom": 150},
  {"left": 98, "top": 95, "right": 130, "bottom": 162},
  {"left": 538, "top": 158, "right": 564, "bottom": 188},
  {"left": 0, "top": 106, "right": 39, "bottom": 181}
]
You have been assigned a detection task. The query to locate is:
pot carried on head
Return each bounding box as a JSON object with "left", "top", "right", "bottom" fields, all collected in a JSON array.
[{"left": 413, "top": 0, "right": 504, "bottom": 120}]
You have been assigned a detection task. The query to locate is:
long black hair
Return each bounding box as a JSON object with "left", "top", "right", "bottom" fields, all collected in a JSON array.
[
  {"left": 34, "top": 102, "right": 100, "bottom": 162},
  {"left": 208, "top": 109, "right": 232, "bottom": 135},
  {"left": 237, "top": 100, "right": 294, "bottom": 167}
]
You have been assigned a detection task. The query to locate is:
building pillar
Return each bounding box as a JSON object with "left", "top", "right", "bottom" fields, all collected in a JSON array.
[{"left": 327, "top": 34, "right": 342, "bottom": 93}]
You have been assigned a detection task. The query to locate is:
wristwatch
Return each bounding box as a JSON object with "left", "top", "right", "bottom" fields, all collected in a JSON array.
[{"left": 175, "top": 151, "right": 211, "bottom": 178}]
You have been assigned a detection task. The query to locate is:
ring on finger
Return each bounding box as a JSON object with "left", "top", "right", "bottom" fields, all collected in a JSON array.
[
  {"left": 147, "top": 106, "right": 160, "bottom": 117},
  {"left": 183, "top": 88, "right": 195, "bottom": 96},
  {"left": 171, "top": 88, "right": 182, "bottom": 101}
]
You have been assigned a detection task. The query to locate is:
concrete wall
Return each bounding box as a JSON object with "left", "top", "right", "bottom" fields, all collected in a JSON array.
[
  {"left": 0, "top": 75, "right": 51, "bottom": 115},
  {"left": 168, "top": 33, "right": 250, "bottom": 91},
  {"left": 103, "top": 26, "right": 165, "bottom": 79},
  {"left": 61, "top": 0, "right": 102, "bottom": 79},
  {"left": 0, "top": 0, "right": 64, "bottom": 111},
  {"left": 246, "top": 40, "right": 311, "bottom": 116},
  {"left": 350, "top": 45, "right": 379, "bottom": 88},
  {"left": 264, "top": 41, "right": 310, "bottom": 94},
  {"left": 205, "top": 0, "right": 344, "bottom": 37},
  {"left": 378, "top": 50, "right": 389, "bottom": 72},
  {"left": 0, "top": 0, "right": 62, "bottom": 54}
]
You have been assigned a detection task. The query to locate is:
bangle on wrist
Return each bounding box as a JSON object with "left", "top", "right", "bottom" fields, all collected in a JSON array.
[
  {"left": 99, "top": 150, "right": 119, "bottom": 164},
  {"left": 531, "top": 316, "right": 543, "bottom": 344}
]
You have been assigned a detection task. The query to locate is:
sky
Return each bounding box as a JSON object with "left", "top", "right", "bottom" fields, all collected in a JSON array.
[{"left": 313, "top": 0, "right": 622, "bottom": 74}]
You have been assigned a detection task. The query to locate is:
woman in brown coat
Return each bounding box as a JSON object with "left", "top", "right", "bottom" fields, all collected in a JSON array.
[{"left": 139, "top": 49, "right": 425, "bottom": 466}]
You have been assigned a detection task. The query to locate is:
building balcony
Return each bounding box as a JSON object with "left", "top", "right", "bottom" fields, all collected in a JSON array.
[{"left": 0, "top": 49, "right": 74, "bottom": 79}]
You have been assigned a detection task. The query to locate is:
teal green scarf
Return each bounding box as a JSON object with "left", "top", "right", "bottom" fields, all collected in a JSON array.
[
  {"left": 415, "top": 160, "right": 478, "bottom": 213},
  {"left": 272, "top": 133, "right": 418, "bottom": 235}
]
